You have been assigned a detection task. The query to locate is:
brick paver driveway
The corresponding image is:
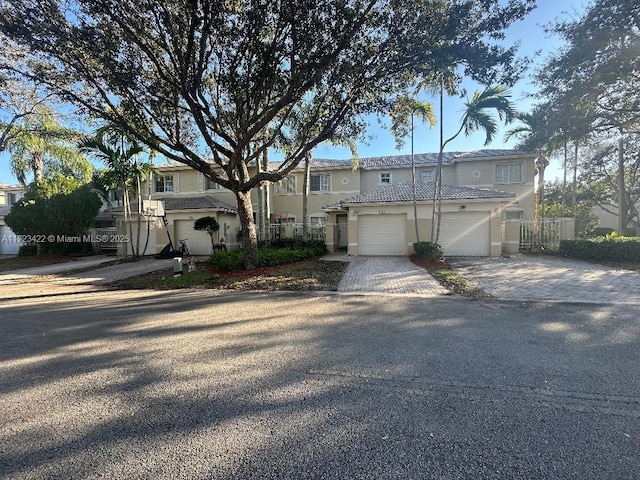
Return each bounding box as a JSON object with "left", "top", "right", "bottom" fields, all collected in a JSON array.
[{"left": 450, "top": 255, "right": 640, "bottom": 304}]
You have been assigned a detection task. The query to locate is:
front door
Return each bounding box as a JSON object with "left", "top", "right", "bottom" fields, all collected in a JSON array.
[{"left": 337, "top": 214, "right": 348, "bottom": 249}]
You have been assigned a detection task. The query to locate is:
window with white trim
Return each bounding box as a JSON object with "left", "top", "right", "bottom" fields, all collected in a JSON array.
[
  {"left": 206, "top": 177, "right": 223, "bottom": 190},
  {"left": 310, "top": 214, "right": 328, "bottom": 226},
  {"left": 496, "top": 163, "right": 523, "bottom": 184},
  {"left": 275, "top": 176, "right": 296, "bottom": 194},
  {"left": 506, "top": 209, "right": 524, "bottom": 220},
  {"left": 155, "top": 174, "right": 175, "bottom": 193},
  {"left": 379, "top": 172, "right": 392, "bottom": 185},
  {"left": 310, "top": 173, "right": 331, "bottom": 192},
  {"left": 421, "top": 168, "right": 435, "bottom": 182}
]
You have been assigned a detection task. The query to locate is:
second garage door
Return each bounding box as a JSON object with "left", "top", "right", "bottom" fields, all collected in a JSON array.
[
  {"left": 357, "top": 214, "right": 406, "bottom": 256},
  {"left": 439, "top": 212, "right": 490, "bottom": 256}
]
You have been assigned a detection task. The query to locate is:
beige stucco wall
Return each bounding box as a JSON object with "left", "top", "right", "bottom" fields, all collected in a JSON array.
[{"left": 344, "top": 199, "right": 508, "bottom": 257}]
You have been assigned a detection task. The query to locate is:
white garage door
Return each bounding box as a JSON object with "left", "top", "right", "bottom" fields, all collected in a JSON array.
[
  {"left": 357, "top": 214, "right": 406, "bottom": 256},
  {"left": 174, "top": 220, "right": 213, "bottom": 256},
  {"left": 439, "top": 212, "right": 490, "bottom": 256}
]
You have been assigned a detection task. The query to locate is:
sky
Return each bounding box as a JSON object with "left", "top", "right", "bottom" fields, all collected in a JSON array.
[{"left": 0, "top": 1, "right": 587, "bottom": 186}]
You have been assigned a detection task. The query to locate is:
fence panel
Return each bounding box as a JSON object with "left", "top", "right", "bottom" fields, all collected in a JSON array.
[{"left": 518, "top": 219, "right": 562, "bottom": 251}]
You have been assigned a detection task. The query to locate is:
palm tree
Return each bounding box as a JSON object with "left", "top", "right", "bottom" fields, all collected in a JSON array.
[
  {"left": 433, "top": 86, "right": 516, "bottom": 242},
  {"left": 6, "top": 108, "right": 91, "bottom": 185},
  {"left": 390, "top": 95, "right": 436, "bottom": 242},
  {"left": 79, "top": 125, "right": 155, "bottom": 257},
  {"left": 504, "top": 107, "right": 559, "bottom": 219}
]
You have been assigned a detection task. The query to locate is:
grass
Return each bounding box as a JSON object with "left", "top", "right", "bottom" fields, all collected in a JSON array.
[{"left": 409, "top": 255, "right": 491, "bottom": 299}]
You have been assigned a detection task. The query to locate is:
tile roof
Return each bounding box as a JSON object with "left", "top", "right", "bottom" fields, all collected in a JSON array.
[
  {"left": 339, "top": 181, "right": 515, "bottom": 205},
  {"left": 154, "top": 149, "right": 532, "bottom": 173},
  {"left": 108, "top": 196, "right": 237, "bottom": 214}
]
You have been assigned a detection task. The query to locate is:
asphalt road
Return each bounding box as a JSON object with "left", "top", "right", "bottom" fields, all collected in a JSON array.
[{"left": 1, "top": 290, "right": 640, "bottom": 479}]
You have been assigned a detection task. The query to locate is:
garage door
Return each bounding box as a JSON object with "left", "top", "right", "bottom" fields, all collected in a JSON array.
[
  {"left": 357, "top": 214, "right": 406, "bottom": 256},
  {"left": 174, "top": 220, "right": 213, "bottom": 256},
  {"left": 439, "top": 212, "right": 490, "bottom": 256}
]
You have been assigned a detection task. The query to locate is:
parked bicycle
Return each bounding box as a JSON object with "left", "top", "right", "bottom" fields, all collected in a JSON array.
[{"left": 177, "top": 238, "right": 190, "bottom": 257}]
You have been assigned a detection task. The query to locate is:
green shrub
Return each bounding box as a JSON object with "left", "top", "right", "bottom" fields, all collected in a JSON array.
[
  {"left": 559, "top": 237, "right": 640, "bottom": 262},
  {"left": 208, "top": 242, "right": 326, "bottom": 271},
  {"left": 413, "top": 241, "right": 443, "bottom": 260},
  {"left": 209, "top": 250, "right": 245, "bottom": 271},
  {"left": 18, "top": 244, "right": 37, "bottom": 256}
]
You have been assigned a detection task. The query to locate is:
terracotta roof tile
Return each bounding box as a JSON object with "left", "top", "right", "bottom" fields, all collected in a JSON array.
[
  {"left": 108, "top": 196, "right": 237, "bottom": 214},
  {"left": 339, "top": 181, "right": 515, "bottom": 205}
]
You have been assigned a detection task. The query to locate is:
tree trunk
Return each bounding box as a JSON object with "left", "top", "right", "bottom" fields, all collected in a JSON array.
[
  {"left": 561, "top": 139, "right": 567, "bottom": 217},
  {"left": 302, "top": 151, "right": 310, "bottom": 238},
  {"left": 236, "top": 190, "right": 259, "bottom": 269},
  {"left": 572, "top": 141, "right": 578, "bottom": 217},
  {"left": 618, "top": 134, "right": 626, "bottom": 234},
  {"left": 32, "top": 151, "right": 43, "bottom": 183},
  {"left": 411, "top": 114, "right": 419, "bottom": 243}
]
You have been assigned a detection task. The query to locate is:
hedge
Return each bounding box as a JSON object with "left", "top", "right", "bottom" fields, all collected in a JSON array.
[
  {"left": 209, "top": 240, "right": 327, "bottom": 271},
  {"left": 559, "top": 237, "right": 640, "bottom": 262}
]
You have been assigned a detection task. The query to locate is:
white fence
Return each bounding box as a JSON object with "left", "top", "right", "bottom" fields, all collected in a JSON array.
[
  {"left": 516, "top": 218, "right": 574, "bottom": 251},
  {"left": 257, "top": 223, "right": 326, "bottom": 243},
  {"left": 87, "top": 227, "right": 118, "bottom": 251}
]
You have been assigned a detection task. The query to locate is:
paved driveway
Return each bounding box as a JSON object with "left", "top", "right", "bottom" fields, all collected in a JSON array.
[
  {"left": 2, "top": 290, "right": 640, "bottom": 479},
  {"left": 450, "top": 255, "right": 640, "bottom": 304}
]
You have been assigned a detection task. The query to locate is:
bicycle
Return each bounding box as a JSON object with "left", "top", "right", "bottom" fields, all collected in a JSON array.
[{"left": 177, "top": 238, "right": 190, "bottom": 257}]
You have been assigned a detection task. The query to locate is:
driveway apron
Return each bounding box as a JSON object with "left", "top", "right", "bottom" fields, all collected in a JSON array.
[
  {"left": 338, "top": 256, "right": 450, "bottom": 296},
  {"left": 450, "top": 255, "right": 640, "bottom": 304}
]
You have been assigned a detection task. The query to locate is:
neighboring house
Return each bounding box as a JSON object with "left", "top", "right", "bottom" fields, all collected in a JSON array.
[
  {"left": 592, "top": 204, "right": 640, "bottom": 235},
  {"left": 0, "top": 184, "right": 26, "bottom": 255},
  {"left": 109, "top": 149, "right": 537, "bottom": 256}
]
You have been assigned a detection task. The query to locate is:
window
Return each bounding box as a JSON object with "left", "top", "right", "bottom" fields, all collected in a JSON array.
[
  {"left": 310, "top": 214, "right": 327, "bottom": 226},
  {"left": 310, "top": 173, "right": 331, "bottom": 192},
  {"left": 421, "top": 169, "right": 435, "bottom": 182},
  {"left": 6, "top": 192, "right": 18, "bottom": 205},
  {"left": 206, "top": 178, "right": 222, "bottom": 190},
  {"left": 506, "top": 209, "right": 524, "bottom": 220},
  {"left": 275, "top": 176, "right": 296, "bottom": 194},
  {"left": 379, "top": 172, "right": 392, "bottom": 185},
  {"left": 155, "top": 174, "right": 174, "bottom": 192},
  {"left": 496, "top": 163, "right": 523, "bottom": 184}
]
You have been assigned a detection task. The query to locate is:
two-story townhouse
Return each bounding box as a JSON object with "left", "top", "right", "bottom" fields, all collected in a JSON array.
[
  {"left": 0, "top": 184, "right": 26, "bottom": 255},
  {"left": 110, "top": 149, "right": 536, "bottom": 257}
]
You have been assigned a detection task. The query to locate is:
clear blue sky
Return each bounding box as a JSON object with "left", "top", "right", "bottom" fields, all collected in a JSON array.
[{"left": 0, "top": 1, "right": 585, "bottom": 186}]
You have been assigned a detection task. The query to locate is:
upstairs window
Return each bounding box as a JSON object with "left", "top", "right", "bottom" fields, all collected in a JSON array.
[
  {"left": 310, "top": 173, "right": 331, "bottom": 192},
  {"left": 379, "top": 172, "right": 392, "bottom": 185},
  {"left": 496, "top": 163, "right": 523, "bottom": 184},
  {"left": 206, "top": 178, "right": 223, "bottom": 190},
  {"left": 275, "top": 176, "right": 296, "bottom": 194},
  {"left": 421, "top": 169, "right": 435, "bottom": 182},
  {"left": 155, "top": 174, "right": 174, "bottom": 192}
]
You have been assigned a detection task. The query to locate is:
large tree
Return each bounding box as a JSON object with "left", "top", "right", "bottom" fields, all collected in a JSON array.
[{"left": 0, "top": 0, "right": 535, "bottom": 268}]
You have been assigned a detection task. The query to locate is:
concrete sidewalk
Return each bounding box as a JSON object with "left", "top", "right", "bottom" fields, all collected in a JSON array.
[{"left": 0, "top": 255, "right": 174, "bottom": 287}]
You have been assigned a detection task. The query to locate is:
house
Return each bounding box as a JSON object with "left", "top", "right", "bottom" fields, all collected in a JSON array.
[
  {"left": 0, "top": 184, "right": 26, "bottom": 255},
  {"left": 109, "top": 149, "right": 537, "bottom": 257}
]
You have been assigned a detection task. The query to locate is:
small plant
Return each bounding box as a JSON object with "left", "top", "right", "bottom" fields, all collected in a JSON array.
[{"left": 413, "top": 241, "right": 443, "bottom": 261}]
